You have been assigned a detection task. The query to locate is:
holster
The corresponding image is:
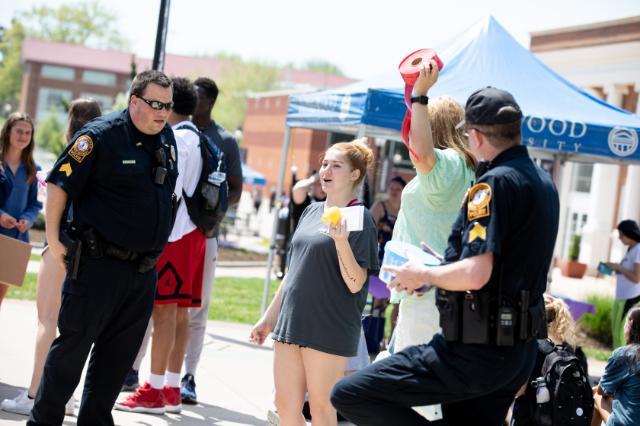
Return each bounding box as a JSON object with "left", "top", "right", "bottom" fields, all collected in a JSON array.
[{"left": 60, "top": 230, "right": 82, "bottom": 280}]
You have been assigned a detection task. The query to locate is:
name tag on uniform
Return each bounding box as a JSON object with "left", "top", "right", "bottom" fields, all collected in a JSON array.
[{"left": 122, "top": 160, "right": 136, "bottom": 165}]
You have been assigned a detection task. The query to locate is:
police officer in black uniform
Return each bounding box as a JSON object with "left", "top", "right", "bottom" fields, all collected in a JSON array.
[
  {"left": 331, "top": 87, "right": 560, "bottom": 425},
  {"left": 28, "top": 70, "right": 178, "bottom": 426}
]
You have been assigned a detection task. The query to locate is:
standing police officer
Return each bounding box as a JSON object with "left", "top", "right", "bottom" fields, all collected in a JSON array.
[
  {"left": 29, "top": 70, "right": 178, "bottom": 426},
  {"left": 331, "top": 87, "right": 560, "bottom": 425}
]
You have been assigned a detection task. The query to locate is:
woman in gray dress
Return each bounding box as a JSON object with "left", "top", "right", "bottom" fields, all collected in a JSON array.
[{"left": 250, "top": 138, "right": 379, "bottom": 426}]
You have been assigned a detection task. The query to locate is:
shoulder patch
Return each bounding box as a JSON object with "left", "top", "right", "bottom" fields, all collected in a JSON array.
[
  {"left": 467, "top": 182, "right": 492, "bottom": 221},
  {"left": 68, "top": 135, "right": 94, "bottom": 163}
]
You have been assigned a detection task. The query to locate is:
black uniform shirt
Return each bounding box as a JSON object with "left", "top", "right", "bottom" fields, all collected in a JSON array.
[
  {"left": 443, "top": 145, "right": 560, "bottom": 302},
  {"left": 47, "top": 109, "right": 178, "bottom": 253}
]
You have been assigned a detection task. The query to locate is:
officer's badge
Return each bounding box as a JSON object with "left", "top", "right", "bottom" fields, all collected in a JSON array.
[
  {"left": 68, "top": 135, "right": 94, "bottom": 163},
  {"left": 469, "top": 222, "right": 486, "bottom": 242},
  {"left": 59, "top": 162, "right": 72, "bottom": 177},
  {"left": 467, "top": 183, "right": 492, "bottom": 220}
]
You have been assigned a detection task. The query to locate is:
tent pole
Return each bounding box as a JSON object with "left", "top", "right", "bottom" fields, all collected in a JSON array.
[{"left": 261, "top": 126, "right": 292, "bottom": 315}]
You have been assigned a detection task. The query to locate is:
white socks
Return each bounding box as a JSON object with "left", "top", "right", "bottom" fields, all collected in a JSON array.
[
  {"left": 165, "top": 372, "right": 181, "bottom": 388},
  {"left": 149, "top": 373, "right": 164, "bottom": 390}
]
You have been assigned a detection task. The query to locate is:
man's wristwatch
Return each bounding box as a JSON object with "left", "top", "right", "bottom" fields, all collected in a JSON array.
[{"left": 411, "top": 95, "right": 429, "bottom": 105}]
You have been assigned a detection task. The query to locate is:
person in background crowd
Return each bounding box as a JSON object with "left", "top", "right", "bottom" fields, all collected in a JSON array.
[
  {"left": 605, "top": 220, "right": 640, "bottom": 348},
  {"left": 180, "top": 76, "right": 243, "bottom": 404},
  {"left": 290, "top": 171, "right": 326, "bottom": 233},
  {"left": 592, "top": 306, "right": 640, "bottom": 426},
  {"left": 115, "top": 77, "right": 204, "bottom": 415},
  {"left": 250, "top": 138, "right": 379, "bottom": 426},
  {"left": 28, "top": 70, "right": 177, "bottom": 426},
  {"left": 368, "top": 175, "right": 405, "bottom": 345},
  {"left": 511, "top": 294, "right": 589, "bottom": 425},
  {"left": 0, "top": 112, "right": 42, "bottom": 308},
  {"left": 1, "top": 98, "right": 101, "bottom": 416},
  {"left": 387, "top": 61, "right": 476, "bottom": 354}
]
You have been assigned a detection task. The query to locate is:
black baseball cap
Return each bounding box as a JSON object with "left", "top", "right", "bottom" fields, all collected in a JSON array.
[{"left": 457, "top": 86, "right": 522, "bottom": 129}]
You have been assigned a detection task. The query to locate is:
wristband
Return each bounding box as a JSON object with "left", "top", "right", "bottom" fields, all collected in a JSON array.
[{"left": 411, "top": 95, "right": 429, "bottom": 105}]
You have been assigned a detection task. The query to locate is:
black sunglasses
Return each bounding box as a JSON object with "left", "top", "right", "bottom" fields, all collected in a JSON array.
[{"left": 137, "top": 96, "right": 173, "bottom": 111}]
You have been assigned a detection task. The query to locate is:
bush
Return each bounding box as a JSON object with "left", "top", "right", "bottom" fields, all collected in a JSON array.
[
  {"left": 32, "top": 212, "right": 45, "bottom": 230},
  {"left": 579, "top": 295, "right": 613, "bottom": 347},
  {"left": 568, "top": 234, "right": 581, "bottom": 261}
]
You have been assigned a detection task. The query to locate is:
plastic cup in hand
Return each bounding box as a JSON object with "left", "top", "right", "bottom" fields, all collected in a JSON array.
[{"left": 379, "top": 241, "right": 440, "bottom": 303}]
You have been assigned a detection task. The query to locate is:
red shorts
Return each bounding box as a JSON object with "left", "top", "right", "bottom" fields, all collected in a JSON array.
[{"left": 155, "top": 228, "right": 206, "bottom": 307}]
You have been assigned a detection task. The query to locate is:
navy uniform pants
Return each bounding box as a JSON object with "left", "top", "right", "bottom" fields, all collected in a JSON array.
[
  {"left": 28, "top": 255, "right": 156, "bottom": 426},
  {"left": 331, "top": 334, "right": 537, "bottom": 426}
]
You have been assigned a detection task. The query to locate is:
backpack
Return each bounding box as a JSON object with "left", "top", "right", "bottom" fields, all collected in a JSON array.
[
  {"left": 532, "top": 339, "right": 594, "bottom": 426},
  {"left": 176, "top": 124, "right": 229, "bottom": 237}
]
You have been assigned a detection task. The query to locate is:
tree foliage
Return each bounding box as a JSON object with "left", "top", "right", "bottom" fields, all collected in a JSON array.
[
  {"left": 0, "top": 19, "right": 26, "bottom": 108},
  {"left": 214, "top": 58, "right": 280, "bottom": 132},
  {"left": 301, "top": 59, "right": 344, "bottom": 76},
  {"left": 18, "top": 0, "right": 129, "bottom": 49},
  {"left": 36, "top": 113, "right": 65, "bottom": 156}
]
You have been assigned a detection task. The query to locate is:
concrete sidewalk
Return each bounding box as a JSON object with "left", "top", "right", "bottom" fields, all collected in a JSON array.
[{"left": 0, "top": 299, "right": 275, "bottom": 425}]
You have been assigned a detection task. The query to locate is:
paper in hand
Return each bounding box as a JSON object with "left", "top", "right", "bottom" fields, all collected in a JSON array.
[{"left": 340, "top": 205, "right": 364, "bottom": 232}]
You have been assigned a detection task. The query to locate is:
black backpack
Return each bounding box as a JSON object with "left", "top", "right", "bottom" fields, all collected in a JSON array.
[
  {"left": 176, "top": 124, "right": 229, "bottom": 237},
  {"left": 533, "top": 339, "right": 594, "bottom": 426}
]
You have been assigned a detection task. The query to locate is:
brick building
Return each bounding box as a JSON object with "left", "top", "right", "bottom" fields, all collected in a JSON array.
[{"left": 18, "top": 38, "right": 356, "bottom": 125}]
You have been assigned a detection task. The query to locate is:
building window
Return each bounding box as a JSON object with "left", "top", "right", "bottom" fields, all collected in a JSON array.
[
  {"left": 571, "top": 163, "right": 593, "bottom": 193},
  {"left": 41, "top": 65, "right": 75, "bottom": 81},
  {"left": 82, "top": 70, "right": 116, "bottom": 86},
  {"left": 80, "top": 93, "right": 114, "bottom": 112},
  {"left": 36, "top": 87, "right": 72, "bottom": 123}
]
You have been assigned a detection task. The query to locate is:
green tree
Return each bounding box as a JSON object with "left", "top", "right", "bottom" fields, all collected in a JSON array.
[
  {"left": 301, "top": 59, "right": 344, "bottom": 76},
  {"left": 214, "top": 59, "right": 280, "bottom": 132},
  {"left": 18, "top": 0, "right": 129, "bottom": 49},
  {"left": 36, "top": 112, "right": 65, "bottom": 156},
  {"left": 0, "top": 19, "right": 26, "bottom": 108}
]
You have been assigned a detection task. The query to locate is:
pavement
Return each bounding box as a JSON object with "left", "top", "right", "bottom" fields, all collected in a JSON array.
[
  {"left": 2, "top": 226, "right": 614, "bottom": 424},
  {"left": 0, "top": 299, "right": 276, "bottom": 425}
]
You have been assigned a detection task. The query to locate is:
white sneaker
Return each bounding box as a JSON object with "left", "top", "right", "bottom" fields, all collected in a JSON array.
[
  {"left": 65, "top": 395, "right": 75, "bottom": 416},
  {"left": 0, "top": 390, "right": 34, "bottom": 415}
]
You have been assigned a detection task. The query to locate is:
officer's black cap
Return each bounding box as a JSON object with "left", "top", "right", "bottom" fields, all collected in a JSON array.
[{"left": 457, "top": 87, "right": 523, "bottom": 129}]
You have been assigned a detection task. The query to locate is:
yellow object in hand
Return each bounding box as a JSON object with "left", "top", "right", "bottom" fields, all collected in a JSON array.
[{"left": 322, "top": 206, "right": 342, "bottom": 226}]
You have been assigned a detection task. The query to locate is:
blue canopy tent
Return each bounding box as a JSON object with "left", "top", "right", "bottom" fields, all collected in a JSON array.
[
  {"left": 260, "top": 16, "right": 640, "bottom": 313},
  {"left": 287, "top": 16, "right": 640, "bottom": 163},
  {"left": 242, "top": 163, "right": 266, "bottom": 186}
]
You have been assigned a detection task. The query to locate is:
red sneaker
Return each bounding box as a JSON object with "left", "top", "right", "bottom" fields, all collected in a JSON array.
[
  {"left": 114, "top": 382, "right": 165, "bottom": 414},
  {"left": 162, "top": 386, "right": 182, "bottom": 413}
]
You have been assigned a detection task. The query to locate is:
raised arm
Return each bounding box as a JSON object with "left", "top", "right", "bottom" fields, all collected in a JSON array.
[{"left": 409, "top": 60, "right": 439, "bottom": 175}]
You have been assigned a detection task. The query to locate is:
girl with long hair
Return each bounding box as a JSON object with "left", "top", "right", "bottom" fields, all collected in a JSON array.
[
  {"left": 1, "top": 99, "right": 101, "bottom": 416},
  {"left": 0, "top": 112, "right": 41, "bottom": 307}
]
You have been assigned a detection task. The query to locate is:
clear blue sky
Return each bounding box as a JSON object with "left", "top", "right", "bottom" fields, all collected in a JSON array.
[{"left": 2, "top": 0, "right": 639, "bottom": 79}]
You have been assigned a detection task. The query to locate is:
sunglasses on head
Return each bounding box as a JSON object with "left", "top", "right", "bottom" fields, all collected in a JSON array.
[{"left": 137, "top": 96, "right": 173, "bottom": 111}]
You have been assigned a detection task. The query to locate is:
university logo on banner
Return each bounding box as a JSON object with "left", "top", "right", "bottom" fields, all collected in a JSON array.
[{"left": 608, "top": 127, "right": 638, "bottom": 157}]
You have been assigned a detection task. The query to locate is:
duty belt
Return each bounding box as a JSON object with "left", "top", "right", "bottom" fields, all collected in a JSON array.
[{"left": 81, "top": 229, "right": 159, "bottom": 273}]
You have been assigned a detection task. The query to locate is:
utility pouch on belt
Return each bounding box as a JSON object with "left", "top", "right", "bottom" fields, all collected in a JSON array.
[
  {"left": 82, "top": 228, "right": 103, "bottom": 258},
  {"left": 60, "top": 230, "right": 82, "bottom": 280},
  {"left": 462, "top": 291, "right": 491, "bottom": 344},
  {"left": 436, "top": 289, "right": 461, "bottom": 341}
]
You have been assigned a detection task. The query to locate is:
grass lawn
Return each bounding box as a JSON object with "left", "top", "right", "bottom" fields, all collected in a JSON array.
[
  {"left": 7, "top": 273, "right": 278, "bottom": 326},
  {"left": 209, "top": 277, "right": 278, "bottom": 324},
  {"left": 583, "top": 346, "right": 612, "bottom": 362},
  {"left": 30, "top": 253, "right": 41, "bottom": 262},
  {"left": 7, "top": 272, "right": 38, "bottom": 300}
]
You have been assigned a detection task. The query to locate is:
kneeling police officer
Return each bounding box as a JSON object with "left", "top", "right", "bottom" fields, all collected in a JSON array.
[
  {"left": 29, "top": 70, "right": 178, "bottom": 426},
  {"left": 331, "top": 87, "right": 560, "bottom": 425}
]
